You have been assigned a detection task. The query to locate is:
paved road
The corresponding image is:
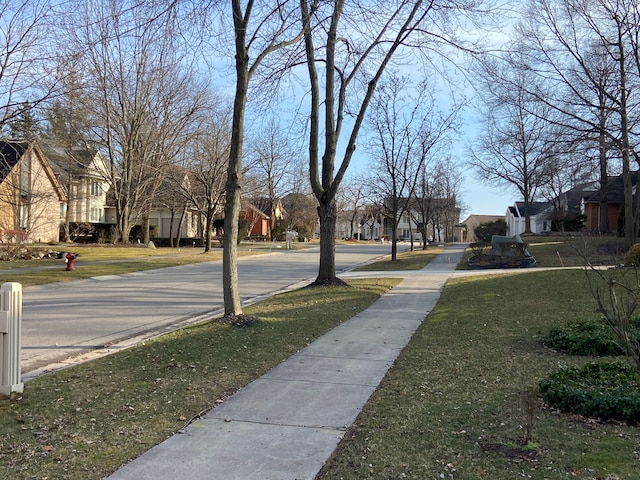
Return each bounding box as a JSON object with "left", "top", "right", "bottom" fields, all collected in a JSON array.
[{"left": 20, "top": 244, "right": 392, "bottom": 378}]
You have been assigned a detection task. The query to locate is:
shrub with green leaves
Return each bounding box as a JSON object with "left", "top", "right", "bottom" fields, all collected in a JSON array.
[
  {"left": 540, "top": 361, "right": 640, "bottom": 423},
  {"left": 544, "top": 320, "right": 627, "bottom": 356}
]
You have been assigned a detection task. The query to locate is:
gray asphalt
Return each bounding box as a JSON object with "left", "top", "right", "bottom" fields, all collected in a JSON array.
[
  {"left": 105, "top": 244, "right": 467, "bottom": 480},
  {"left": 20, "top": 244, "right": 392, "bottom": 378}
]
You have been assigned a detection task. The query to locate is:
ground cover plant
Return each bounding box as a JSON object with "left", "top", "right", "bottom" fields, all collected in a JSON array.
[
  {"left": 317, "top": 270, "right": 640, "bottom": 480},
  {"left": 540, "top": 361, "right": 640, "bottom": 424},
  {"left": 544, "top": 319, "right": 633, "bottom": 356},
  {"left": 0, "top": 278, "right": 399, "bottom": 479}
]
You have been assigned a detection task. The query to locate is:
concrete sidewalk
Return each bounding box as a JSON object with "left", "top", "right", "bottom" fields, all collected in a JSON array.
[{"left": 106, "top": 244, "right": 467, "bottom": 480}]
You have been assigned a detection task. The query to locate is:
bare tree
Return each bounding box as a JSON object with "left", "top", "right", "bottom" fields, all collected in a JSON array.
[
  {"left": 471, "top": 49, "right": 557, "bottom": 233},
  {"left": 246, "top": 117, "right": 300, "bottom": 240},
  {"left": 360, "top": 202, "right": 383, "bottom": 241},
  {"left": 221, "top": 0, "right": 302, "bottom": 317},
  {"left": 0, "top": 0, "right": 59, "bottom": 133},
  {"left": 368, "top": 74, "right": 457, "bottom": 259},
  {"left": 410, "top": 157, "right": 462, "bottom": 249},
  {"left": 300, "top": 0, "right": 489, "bottom": 283},
  {"left": 175, "top": 105, "right": 230, "bottom": 252},
  {"left": 67, "top": 0, "right": 203, "bottom": 243},
  {"left": 514, "top": 0, "right": 640, "bottom": 240},
  {"left": 42, "top": 67, "right": 95, "bottom": 242},
  {"left": 337, "top": 174, "right": 367, "bottom": 240}
]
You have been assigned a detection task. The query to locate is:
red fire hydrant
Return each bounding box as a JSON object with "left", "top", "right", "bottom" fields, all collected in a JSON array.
[{"left": 65, "top": 252, "right": 77, "bottom": 271}]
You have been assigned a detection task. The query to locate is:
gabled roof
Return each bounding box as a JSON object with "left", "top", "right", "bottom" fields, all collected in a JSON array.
[
  {"left": 0, "top": 140, "right": 28, "bottom": 181},
  {"left": 38, "top": 141, "right": 102, "bottom": 179},
  {"left": 0, "top": 139, "right": 66, "bottom": 201},
  {"left": 510, "top": 201, "right": 552, "bottom": 217},
  {"left": 553, "top": 181, "right": 598, "bottom": 210},
  {"left": 461, "top": 214, "right": 503, "bottom": 225},
  {"left": 582, "top": 172, "right": 640, "bottom": 205}
]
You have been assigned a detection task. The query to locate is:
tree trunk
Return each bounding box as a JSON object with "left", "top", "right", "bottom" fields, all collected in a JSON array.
[
  {"left": 204, "top": 209, "right": 212, "bottom": 253},
  {"left": 314, "top": 199, "right": 345, "bottom": 285},
  {"left": 391, "top": 216, "right": 398, "bottom": 261},
  {"left": 598, "top": 90, "right": 609, "bottom": 233},
  {"left": 143, "top": 211, "right": 150, "bottom": 244},
  {"left": 223, "top": 2, "right": 249, "bottom": 315}
]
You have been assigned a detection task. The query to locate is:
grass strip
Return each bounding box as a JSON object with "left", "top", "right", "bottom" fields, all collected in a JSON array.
[
  {"left": 354, "top": 246, "right": 445, "bottom": 271},
  {"left": 0, "top": 250, "right": 231, "bottom": 287},
  {"left": 318, "top": 270, "right": 640, "bottom": 480},
  {"left": 0, "top": 278, "right": 400, "bottom": 479}
]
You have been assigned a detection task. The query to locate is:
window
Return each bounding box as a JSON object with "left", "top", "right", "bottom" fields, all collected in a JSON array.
[
  {"left": 90, "top": 208, "right": 103, "bottom": 222},
  {"left": 20, "top": 157, "right": 29, "bottom": 197},
  {"left": 19, "top": 203, "right": 28, "bottom": 229},
  {"left": 90, "top": 182, "right": 101, "bottom": 196}
]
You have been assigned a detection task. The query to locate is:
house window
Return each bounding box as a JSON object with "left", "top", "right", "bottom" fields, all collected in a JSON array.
[
  {"left": 90, "top": 208, "right": 102, "bottom": 222},
  {"left": 19, "top": 203, "right": 28, "bottom": 229},
  {"left": 20, "top": 157, "right": 29, "bottom": 197},
  {"left": 90, "top": 182, "right": 101, "bottom": 196}
]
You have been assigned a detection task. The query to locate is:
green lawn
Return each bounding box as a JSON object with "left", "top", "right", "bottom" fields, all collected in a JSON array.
[
  {"left": 317, "top": 269, "right": 639, "bottom": 479},
  {"left": 0, "top": 278, "right": 400, "bottom": 479},
  {"left": 1, "top": 237, "right": 638, "bottom": 479}
]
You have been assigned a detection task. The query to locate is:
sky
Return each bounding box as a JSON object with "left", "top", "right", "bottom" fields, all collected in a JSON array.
[{"left": 237, "top": 1, "right": 522, "bottom": 220}]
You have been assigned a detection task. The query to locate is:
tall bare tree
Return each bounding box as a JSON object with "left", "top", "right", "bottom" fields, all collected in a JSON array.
[
  {"left": 368, "top": 74, "right": 458, "bottom": 259},
  {"left": 68, "top": 0, "right": 203, "bottom": 243},
  {"left": 471, "top": 48, "right": 557, "bottom": 233},
  {"left": 175, "top": 103, "right": 231, "bottom": 252},
  {"left": 221, "top": 0, "right": 302, "bottom": 317},
  {"left": 514, "top": 0, "right": 622, "bottom": 234},
  {"left": 246, "top": 117, "right": 300, "bottom": 239},
  {"left": 300, "top": 0, "right": 489, "bottom": 283}
]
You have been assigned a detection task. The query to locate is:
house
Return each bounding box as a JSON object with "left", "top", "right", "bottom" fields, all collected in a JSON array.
[
  {"left": 506, "top": 173, "right": 640, "bottom": 236},
  {"left": 581, "top": 173, "right": 639, "bottom": 232},
  {"left": 379, "top": 196, "right": 461, "bottom": 243},
  {"left": 506, "top": 201, "right": 553, "bottom": 236},
  {"left": 38, "top": 141, "right": 110, "bottom": 225},
  {"left": 461, "top": 214, "right": 504, "bottom": 242},
  {"left": 241, "top": 198, "right": 284, "bottom": 238},
  {"left": 0, "top": 140, "right": 66, "bottom": 243}
]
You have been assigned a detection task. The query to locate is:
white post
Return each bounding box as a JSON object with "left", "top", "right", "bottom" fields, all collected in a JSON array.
[{"left": 0, "top": 282, "right": 23, "bottom": 396}]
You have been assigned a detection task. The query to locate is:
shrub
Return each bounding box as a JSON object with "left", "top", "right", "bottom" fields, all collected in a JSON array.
[
  {"left": 539, "top": 361, "right": 640, "bottom": 423},
  {"left": 624, "top": 242, "right": 640, "bottom": 266},
  {"left": 544, "top": 320, "right": 630, "bottom": 357}
]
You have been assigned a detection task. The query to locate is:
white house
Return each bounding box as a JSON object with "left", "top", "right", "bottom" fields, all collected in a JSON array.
[{"left": 506, "top": 201, "right": 553, "bottom": 236}]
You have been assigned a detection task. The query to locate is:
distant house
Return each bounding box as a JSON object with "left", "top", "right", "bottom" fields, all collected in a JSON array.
[
  {"left": 505, "top": 201, "right": 553, "bottom": 236},
  {"left": 38, "top": 141, "right": 110, "bottom": 225},
  {"left": 0, "top": 140, "right": 66, "bottom": 243},
  {"left": 241, "top": 198, "right": 284, "bottom": 238},
  {"left": 379, "top": 196, "right": 461, "bottom": 243},
  {"left": 581, "top": 174, "right": 639, "bottom": 232},
  {"left": 506, "top": 174, "right": 640, "bottom": 236},
  {"left": 461, "top": 214, "right": 504, "bottom": 242}
]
